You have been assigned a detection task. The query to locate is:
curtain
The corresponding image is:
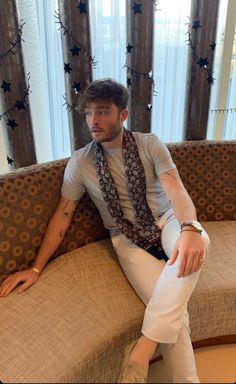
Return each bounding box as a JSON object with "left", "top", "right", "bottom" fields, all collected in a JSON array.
[
  {"left": 2, "top": 0, "right": 234, "bottom": 175},
  {"left": 151, "top": 0, "right": 191, "bottom": 142},
  {"left": 207, "top": 0, "right": 236, "bottom": 140},
  {"left": 125, "top": 0, "right": 154, "bottom": 133},
  {"left": 184, "top": 0, "right": 219, "bottom": 140},
  {"left": 35, "top": 0, "right": 71, "bottom": 160},
  {"left": 58, "top": 0, "right": 93, "bottom": 150},
  {"left": 225, "top": 36, "right": 236, "bottom": 139},
  {"left": 0, "top": 0, "right": 36, "bottom": 170},
  {"left": 10, "top": 0, "right": 71, "bottom": 165},
  {"left": 90, "top": 0, "right": 192, "bottom": 142},
  {"left": 90, "top": 0, "right": 126, "bottom": 85}
]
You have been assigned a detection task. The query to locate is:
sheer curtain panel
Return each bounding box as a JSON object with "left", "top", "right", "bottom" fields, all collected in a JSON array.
[{"left": 151, "top": 0, "right": 191, "bottom": 142}]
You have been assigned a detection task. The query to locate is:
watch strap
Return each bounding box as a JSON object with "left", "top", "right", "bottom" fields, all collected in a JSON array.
[{"left": 180, "top": 221, "right": 195, "bottom": 230}]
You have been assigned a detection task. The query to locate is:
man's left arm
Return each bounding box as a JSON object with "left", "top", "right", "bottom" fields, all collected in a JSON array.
[{"left": 159, "top": 168, "right": 207, "bottom": 278}]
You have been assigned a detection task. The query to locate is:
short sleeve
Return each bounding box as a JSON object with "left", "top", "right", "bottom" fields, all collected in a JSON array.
[
  {"left": 61, "top": 152, "right": 86, "bottom": 201},
  {"left": 148, "top": 134, "right": 176, "bottom": 176}
]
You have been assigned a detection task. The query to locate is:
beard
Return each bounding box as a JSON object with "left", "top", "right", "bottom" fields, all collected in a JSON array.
[{"left": 91, "top": 120, "right": 123, "bottom": 143}]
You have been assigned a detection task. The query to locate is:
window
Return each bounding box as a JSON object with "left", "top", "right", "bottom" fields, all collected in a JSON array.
[{"left": 207, "top": 0, "right": 236, "bottom": 140}]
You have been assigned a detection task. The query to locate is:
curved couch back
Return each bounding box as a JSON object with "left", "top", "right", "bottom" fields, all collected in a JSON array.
[{"left": 0, "top": 140, "right": 235, "bottom": 281}]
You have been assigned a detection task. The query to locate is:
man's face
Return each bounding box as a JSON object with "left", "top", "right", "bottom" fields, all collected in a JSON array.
[{"left": 84, "top": 101, "right": 127, "bottom": 143}]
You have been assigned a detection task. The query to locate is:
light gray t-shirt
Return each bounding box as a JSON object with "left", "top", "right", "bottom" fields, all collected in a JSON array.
[{"left": 61, "top": 132, "right": 176, "bottom": 235}]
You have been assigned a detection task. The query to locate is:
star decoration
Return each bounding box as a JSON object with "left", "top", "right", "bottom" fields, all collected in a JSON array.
[
  {"left": 77, "top": 2, "right": 87, "bottom": 14},
  {"left": 197, "top": 57, "right": 209, "bottom": 68},
  {"left": 127, "top": 78, "right": 132, "bottom": 87},
  {"left": 70, "top": 45, "right": 81, "bottom": 56},
  {"left": 1, "top": 80, "right": 11, "bottom": 93},
  {"left": 7, "top": 156, "right": 14, "bottom": 165},
  {"left": 7, "top": 119, "right": 19, "bottom": 130},
  {"left": 146, "top": 104, "right": 152, "bottom": 111},
  {"left": 15, "top": 100, "right": 25, "bottom": 110},
  {"left": 206, "top": 74, "right": 214, "bottom": 84},
  {"left": 72, "top": 82, "right": 81, "bottom": 93},
  {"left": 127, "top": 44, "right": 133, "bottom": 53},
  {"left": 192, "top": 20, "right": 202, "bottom": 30},
  {"left": 132, "top": 2, "right": 142, "bottom": 14},
  {"left": 210, "top": 42, "right": 216, "bottom": 51},
  {"left": 64, "top": 62, "right": 72, "bottom": 74}
]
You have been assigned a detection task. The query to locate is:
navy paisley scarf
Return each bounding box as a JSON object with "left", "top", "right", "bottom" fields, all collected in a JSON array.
[{"left": 93, "top": 128, "right": 168, "bottom": 261}]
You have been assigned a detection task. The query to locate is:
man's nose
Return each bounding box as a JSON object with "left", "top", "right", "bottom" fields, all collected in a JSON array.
[{"left": 89, "top": 112, "right": 99, "bottom": 125}]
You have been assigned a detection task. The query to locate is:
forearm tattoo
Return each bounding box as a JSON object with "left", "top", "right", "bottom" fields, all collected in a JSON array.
[{"left": 61, "top": 200, "right": 77, "bottom": 217}]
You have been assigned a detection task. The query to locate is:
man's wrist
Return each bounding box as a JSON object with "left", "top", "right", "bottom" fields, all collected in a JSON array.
[
  {"left": 32, "top": 267, "right": 41, "bottom": 274},
  {"left": 180, "top": 228, "right": 202, "bottom": 235},
  {"left": 180, "top": 220, "right": 203, "bottom": 234}
]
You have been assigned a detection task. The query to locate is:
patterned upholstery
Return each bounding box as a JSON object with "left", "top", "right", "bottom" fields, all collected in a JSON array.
[
  {"left": 168, "top": 140, "right": 236, "bottom": 222},
  {"left": 0, "top": 140, "right": 235, "bottom": 383},
  {"left": 0, "top": 140, "right": 235, "bottom": 282}
]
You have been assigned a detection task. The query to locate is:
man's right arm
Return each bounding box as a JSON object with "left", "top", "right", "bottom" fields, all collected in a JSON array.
[{"left": 0, "top": 197, "right": 78, "bottom": 297}]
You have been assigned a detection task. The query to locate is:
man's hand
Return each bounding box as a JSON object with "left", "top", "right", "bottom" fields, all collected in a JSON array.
[
  {"left": 168, "top": 231, "right": 207, "bottom": 278},
  {"left": 0, "top": 269, "right": 39, "bottom": 297}
]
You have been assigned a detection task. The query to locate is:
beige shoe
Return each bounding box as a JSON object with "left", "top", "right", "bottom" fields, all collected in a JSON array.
[{"left": 117, "top": 340, "right": 148, "bottom": 383}]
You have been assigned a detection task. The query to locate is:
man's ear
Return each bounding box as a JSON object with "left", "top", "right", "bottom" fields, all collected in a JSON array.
[{"left": 120, "top": 108, "right": 128, "bottom": 123}]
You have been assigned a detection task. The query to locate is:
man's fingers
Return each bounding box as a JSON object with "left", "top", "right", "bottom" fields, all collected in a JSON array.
[
  {"left": 168, "top": 246, "right": 178, "bottom": 266},
  {"left": 177, "top": 254, "right": 187, "bottom": 278},
  {"left": 183, "top": 255, "right": 194, "bottom": 276},
  {"left": 0, "top": 275, "right": 23, "bottom": 297},
  {"left": 181, "top": 251, "right": 206, "bottom": 277},
  {"left": 0, "top": 269, "right": 39, "bottom": 298},
  {"left": 0, "top": 273, "right": 14, "bottom": 286},
  {"left": 17, "top": 280, "right": 33, "bottom": 294}
]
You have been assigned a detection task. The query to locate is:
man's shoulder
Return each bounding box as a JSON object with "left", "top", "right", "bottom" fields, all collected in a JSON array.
[
  {"left": 132, "top": 131, "right": 163, "bottom": 148},
  {"left": 72, "top": 140, "right": 94, "bottom": 163}
]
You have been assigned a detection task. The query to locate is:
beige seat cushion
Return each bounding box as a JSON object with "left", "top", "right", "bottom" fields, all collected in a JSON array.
[
  {"left": 188, "top": 221, "right": 236, "bottom": 342},
  {"left": 0, "top": 240, "right": 144, "bottom": 383},
  {"left": 0, "top": 221, "right": 235, "bottom": 383}
]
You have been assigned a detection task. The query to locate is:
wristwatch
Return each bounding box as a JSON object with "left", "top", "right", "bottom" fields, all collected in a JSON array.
[{"left": 180, "top": 220, "right": 203, "bottom": 233}]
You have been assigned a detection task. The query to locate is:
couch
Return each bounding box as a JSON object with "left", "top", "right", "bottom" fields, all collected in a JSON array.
[{"left": 0, "top": 140, "right": 235, "bottom": 383}]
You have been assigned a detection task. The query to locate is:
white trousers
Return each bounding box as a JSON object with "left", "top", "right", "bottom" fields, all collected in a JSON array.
[{"left": 111, "top": 211, "right": 210, "bottom": 383}]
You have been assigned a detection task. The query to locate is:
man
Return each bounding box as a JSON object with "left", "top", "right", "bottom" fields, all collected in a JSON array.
[{"left": 0, "top": 79, "right": 209, "bottom": 383}]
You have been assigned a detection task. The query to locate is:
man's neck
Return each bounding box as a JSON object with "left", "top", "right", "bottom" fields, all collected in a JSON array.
[{"left": 101, "top": 127, "right": 124, "bottom": 150}]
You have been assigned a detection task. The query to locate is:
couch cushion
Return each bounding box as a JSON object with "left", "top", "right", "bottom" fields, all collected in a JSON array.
[
  {"left": 0, "top": 161, "right": 108, "bottom": 281},
  {"left": 0, "top": 239, "right": 144, "bottom": 383},
  {"left": 0, "top": 222, "right": 235, "bottom": 383},
  {"left": 188, "top": 221, "right": 236, "bottom": 341}
]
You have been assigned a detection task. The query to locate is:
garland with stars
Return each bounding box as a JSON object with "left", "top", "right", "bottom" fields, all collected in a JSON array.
[
  {"left": 0, "top": 18, "right": 31, "bottom": 167},
  {"left": 186, "top": 19, "right": 215, "bottom": 85},
  {"left": 0, "top": 20, "right": 25, "bottom": 60},
  {"left": 54, "top": 11, "right": 98, "bottom": 69},
  {"left": 210, "top": 107, "right": 236, "bottom": 114},
  {"left": 62, "top": 94, "right": 79, "bottom": 114},
  {"left": 186, "top": 19, "right": 235, "bottom": 115},
  {"left": 55, "top": 3, "right": 98, "bottom": 115},
  {"left": 0, "top": 73, "right": 31, "bottom": 122},
  {"left": 125, "top": 0, "right": 159, "bottom": 113},
  {"left": 0, "top": 73, "right": 32, "bottom": 167}
]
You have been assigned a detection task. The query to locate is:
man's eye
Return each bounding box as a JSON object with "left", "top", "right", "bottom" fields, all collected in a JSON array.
[{"left": 98, "top": 110, "right": 107, "bottom": 115}]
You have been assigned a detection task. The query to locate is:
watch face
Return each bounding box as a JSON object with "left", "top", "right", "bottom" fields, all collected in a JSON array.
[{"left": 192, "top": 221, "right": 202, "bottom": 230}]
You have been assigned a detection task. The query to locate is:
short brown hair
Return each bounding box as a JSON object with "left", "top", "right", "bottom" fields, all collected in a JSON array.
[{"left": 78, "top": 78, "right": 129, "bottom": 112}]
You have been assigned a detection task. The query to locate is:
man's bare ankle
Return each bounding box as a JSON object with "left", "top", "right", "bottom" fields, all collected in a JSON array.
[{"left": 129, "top": 335, "right": 157, "bottom": 367}]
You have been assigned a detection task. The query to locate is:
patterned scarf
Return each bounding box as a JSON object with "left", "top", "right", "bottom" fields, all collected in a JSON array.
[{"left": 93, "top": 128, "right": 168, "bottom": 261}]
